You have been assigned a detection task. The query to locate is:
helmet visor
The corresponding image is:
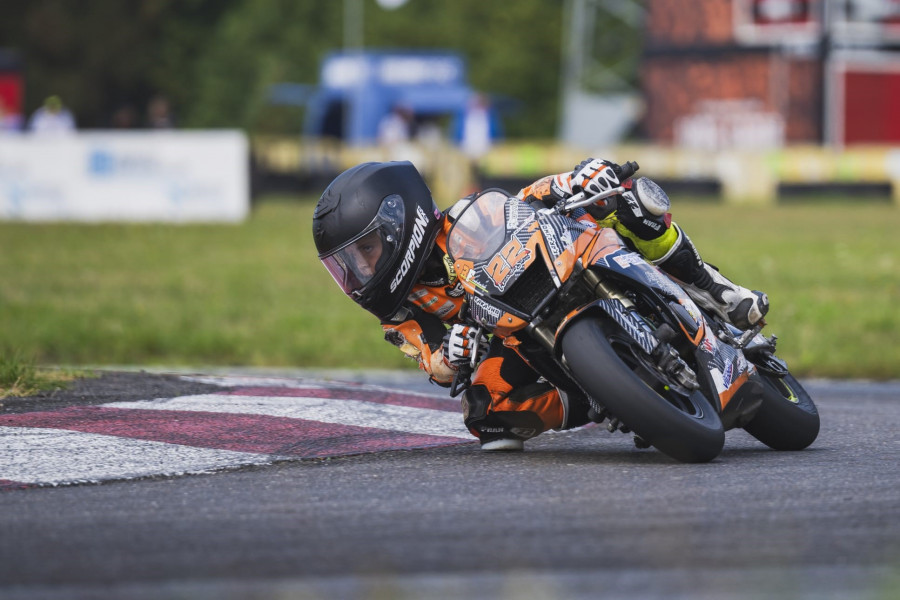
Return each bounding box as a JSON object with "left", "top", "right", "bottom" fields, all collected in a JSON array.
[{"left": 319, "top": 194, "right": 405, "bottom": 295}]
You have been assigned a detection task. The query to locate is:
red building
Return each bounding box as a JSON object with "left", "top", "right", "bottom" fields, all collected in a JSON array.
[{"left": 641, "top": 0, "right": 900, "bottom": 148}]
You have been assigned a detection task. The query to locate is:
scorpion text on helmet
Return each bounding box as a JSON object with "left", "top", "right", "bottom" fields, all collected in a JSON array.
[{"left": 390, "top": 204, "right": 430, "bottom": 293}]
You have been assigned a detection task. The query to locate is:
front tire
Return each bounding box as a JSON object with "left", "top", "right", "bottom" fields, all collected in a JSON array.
[
  {"left": 743, "top": 373, "right": 819, "bottom": 450},
  {"left": 560, "top": 318, "right": 725, "bottom": 463}
]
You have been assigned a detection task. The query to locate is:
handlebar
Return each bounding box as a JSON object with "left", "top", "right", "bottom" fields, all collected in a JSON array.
[{"left": 617, "top": 160, "right": 639, "bottom": 181}]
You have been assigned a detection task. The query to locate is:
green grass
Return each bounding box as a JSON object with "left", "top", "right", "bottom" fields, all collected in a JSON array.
[
  {"left": 1, "top": 196, "right": 898, "bottom": 379},
  {"left": 672, "top": 199, "right": 900, "bottom": 379},
  {"left": 0, "top": 197, "right": 411, "bottom": 372},
  {"left": 0, "top": 348, "right": 85, "bottom": 398}
]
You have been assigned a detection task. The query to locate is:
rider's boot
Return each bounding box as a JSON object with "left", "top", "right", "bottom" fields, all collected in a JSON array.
[{"left": 655, "top": 226, "right": 769, "bottom": 330}]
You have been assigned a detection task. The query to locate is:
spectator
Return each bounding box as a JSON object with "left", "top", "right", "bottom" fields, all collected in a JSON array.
[
  {"left": 455, "top": 93, "right": 499, "bottom": 191},
  {"left": 146, "top": 94, "right": 175, "bottom": 129},
  {"left": 111, "top": 104, "right": 139, "bottom": 129},
  {"left": 378, "top": 103, "right": 421, "bottom": 163},
  {"left": 377, "top": 104, "right": 413, "bottom": 147},
  {"left": 415, "top": 116, "right": 444, "bottom": 148},
  {"left": 459, "top": 93, "right": 494, "bottom": 161},
  {"left": 27, "top": 95, "right": 75, "bottom": 134}
]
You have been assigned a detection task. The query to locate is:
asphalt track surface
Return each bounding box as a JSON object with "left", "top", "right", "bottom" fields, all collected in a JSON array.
[{"left": 1, "top": 371, "right": 899, "bottom": 600}]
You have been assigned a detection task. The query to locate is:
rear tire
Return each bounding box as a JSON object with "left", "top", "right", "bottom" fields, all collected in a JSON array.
[
  {"left": 743, "top": 373, "right": 819, "bottom": 450},
  {"left": 560, "top": 318, "right": 724, "bottom": 463}
]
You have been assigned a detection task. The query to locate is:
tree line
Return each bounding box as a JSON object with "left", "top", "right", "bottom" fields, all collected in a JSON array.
[{"left": 2, "top": 0, "right": 601, "bottom": 137}]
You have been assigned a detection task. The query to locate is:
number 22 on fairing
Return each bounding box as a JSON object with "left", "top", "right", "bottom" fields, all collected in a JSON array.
[{"left": 485, "top": 237, "right": 531, "bottom": 291}]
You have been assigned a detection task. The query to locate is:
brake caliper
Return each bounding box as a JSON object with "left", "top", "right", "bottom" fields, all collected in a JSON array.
[{"left": 651, "top": 342, "right": 700, "bottom": 390}]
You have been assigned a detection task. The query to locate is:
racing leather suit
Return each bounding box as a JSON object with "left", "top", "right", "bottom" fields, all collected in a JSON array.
[{"left": 381, "top": 166, "right": 683, "bottom": 445}]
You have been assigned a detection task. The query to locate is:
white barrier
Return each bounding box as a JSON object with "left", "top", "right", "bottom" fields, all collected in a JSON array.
[{"left": 0, "top": 131, "right": 249, "bottom": 222}]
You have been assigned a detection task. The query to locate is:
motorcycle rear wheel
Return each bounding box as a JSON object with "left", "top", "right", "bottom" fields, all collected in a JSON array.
[
  {"left": 743, "top": 373, "right": 819, "bottom": 450},
  {"left": 560, "top": 317, "right": 725, "bottom": 463}
]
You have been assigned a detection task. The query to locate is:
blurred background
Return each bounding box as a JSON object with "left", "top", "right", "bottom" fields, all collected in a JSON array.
[{"left": 0, "top": 0, "right": 898, "bottom": 380}]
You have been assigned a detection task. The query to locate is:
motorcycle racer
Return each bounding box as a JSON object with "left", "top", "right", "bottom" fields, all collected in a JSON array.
[{"left": 313, "top": 160, "right": 769, "bottom": 451}]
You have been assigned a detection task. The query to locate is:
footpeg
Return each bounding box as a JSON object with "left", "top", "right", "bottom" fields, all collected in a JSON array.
[{"left": 606, "top": 418, "right": 631, "bottom": 434}]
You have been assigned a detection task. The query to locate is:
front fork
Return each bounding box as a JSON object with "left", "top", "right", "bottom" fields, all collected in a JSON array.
[{"left": 526, "top": 269, "right": 634, "bottom": 352}]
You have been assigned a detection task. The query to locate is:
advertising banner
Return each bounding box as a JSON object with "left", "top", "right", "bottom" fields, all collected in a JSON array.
[{"left": 0, "top": 131, "right": 249, "bottom": 222}]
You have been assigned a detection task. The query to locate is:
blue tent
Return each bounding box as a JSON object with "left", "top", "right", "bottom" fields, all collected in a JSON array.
[{"left": 270, "top": 50, "right": 499, "bottom": 145}]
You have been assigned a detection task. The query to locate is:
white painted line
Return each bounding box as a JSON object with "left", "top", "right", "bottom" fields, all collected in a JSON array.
[
  {"left": 0, "top": 426, "right": 276, "bottom": 486},
  {"left": 179, "top": 374, "right": 447, "bottom": 398},
  {"left": 180, "top": 375, "right": 338, "bottom": 389},
  {"left": 105, "top": 394, "right": 472, "bottom": 439}
]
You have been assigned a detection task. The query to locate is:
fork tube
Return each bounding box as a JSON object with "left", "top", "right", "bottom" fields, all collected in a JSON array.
[
  {"left": 583, "top": 270, "right": 635, "bottom": 308},
  {"left": 525, "top": 317, "right": 557, "bottom": 352}
]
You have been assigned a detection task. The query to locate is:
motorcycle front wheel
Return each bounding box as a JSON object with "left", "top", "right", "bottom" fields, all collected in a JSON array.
[
  {"left": 743, "top": 373, "right": 819, "bottom": 450},
  {"left": 560, "top": 317, "right": 725, "bottom": 463}
]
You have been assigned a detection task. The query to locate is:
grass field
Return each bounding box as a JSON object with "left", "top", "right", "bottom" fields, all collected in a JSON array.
[{"left": 1, "top": 195, "right": 898, "bottom": 379}]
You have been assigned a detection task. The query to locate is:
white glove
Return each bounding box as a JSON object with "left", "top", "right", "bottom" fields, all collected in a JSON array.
[
  {"left": 570, "top": 158, "right": 620, "bottom": 196},
  {"left": 441, "top": 324, "right": 488, "bottom": 367}
]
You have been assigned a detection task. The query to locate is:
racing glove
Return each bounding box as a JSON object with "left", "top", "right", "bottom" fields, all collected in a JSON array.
[
  {"left": 570, "top": 158, "right": 622, "bottom": 196},
  {"left": 441, "top": 324, "right": 488, "bottom": 367}
]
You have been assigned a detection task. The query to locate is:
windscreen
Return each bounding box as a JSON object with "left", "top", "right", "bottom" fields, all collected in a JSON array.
[{"left": 446, "top": 190, "right": 510, "bottom": 262}]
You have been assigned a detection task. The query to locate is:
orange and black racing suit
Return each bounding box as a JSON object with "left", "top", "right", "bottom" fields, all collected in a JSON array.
[{"left": 381, "top": 170, "right": 680, "bottom": 444}]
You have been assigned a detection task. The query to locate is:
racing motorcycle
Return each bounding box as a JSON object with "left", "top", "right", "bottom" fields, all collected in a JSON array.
[{"left": 446, "top": 162, "right": 819, "bottom": 463}]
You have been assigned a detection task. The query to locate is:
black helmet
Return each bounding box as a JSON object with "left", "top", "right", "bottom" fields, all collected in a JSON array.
[{"left": 313, "top": 161, "right": 442, "bottom": 320}]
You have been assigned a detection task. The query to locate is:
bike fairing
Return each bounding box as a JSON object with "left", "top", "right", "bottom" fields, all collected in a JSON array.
[{"left": 444, "top": 186, "right": 809, "bottom": 461}]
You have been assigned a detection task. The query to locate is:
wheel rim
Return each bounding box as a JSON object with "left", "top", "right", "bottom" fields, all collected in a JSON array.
[
  {"left": 771, "top": 377, "right": 800, "bottom": 404},
  {"left": 608, "top": 336, "right": 705, "bottom": 419}
]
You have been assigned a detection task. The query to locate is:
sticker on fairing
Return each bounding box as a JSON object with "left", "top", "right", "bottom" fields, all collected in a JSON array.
[
  {"left": 645, "top": 267, "right": 688, "bottom": 298},
  {"left": 538, "top": 214, "right": 585, "bottom": 259},
  {"left": 596, "top": 299, "right": 658, "bottom": 355},
  {"left": 483, "top": 237, "right": 531, "bottom": 292},
  {"left": 470, "top": 296, "right": 502, "bottom": 327},
  {"left": 613, "top": 253, "right": 646, "bottom": 269},
  {"left": 442, "top": 254, "right": 457, "bottom": 284},
  {"left": 723, "top": 361, "right": 734, "bottom": 388}
]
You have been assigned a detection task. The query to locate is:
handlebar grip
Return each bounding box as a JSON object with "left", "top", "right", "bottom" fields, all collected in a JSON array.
[{"left": 618, "top": 161, "right": 639, "bottom": 181}]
